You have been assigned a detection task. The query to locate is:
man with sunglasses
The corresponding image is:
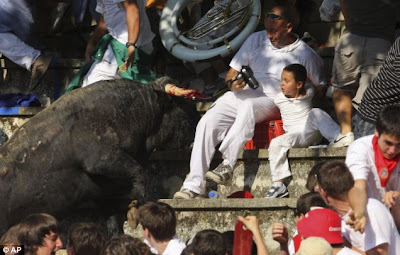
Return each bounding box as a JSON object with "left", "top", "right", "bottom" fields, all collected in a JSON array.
[
  {"left": 346, "top": 105, "right": 400, "bottom": 233},
  {"left": 174, "top": 5, "right": 326, "bottom": 199}
]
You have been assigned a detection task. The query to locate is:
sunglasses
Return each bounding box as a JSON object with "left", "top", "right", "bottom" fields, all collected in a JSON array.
[{"left": 266, "top": 12, "right": 286, "bottom": 20}]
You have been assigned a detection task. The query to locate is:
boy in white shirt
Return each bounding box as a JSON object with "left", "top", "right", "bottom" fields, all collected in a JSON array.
[{"left": 266, "top": 64, "right": 340, "bottom": 198}]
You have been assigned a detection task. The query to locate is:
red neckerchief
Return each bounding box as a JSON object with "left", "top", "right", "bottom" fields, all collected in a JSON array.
[{"left": 373, "top": 136, "right": 400, "bottom": 187}]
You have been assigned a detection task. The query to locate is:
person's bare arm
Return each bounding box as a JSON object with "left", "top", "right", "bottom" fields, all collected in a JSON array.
[
  {"left": 122, "top": 0, "right": 140, "bottom": 69},
  {"left": 366, "top": 243, "right": 389, "bottom": 255},
  {"left": 382, "top": 190, "right": 400, "bottom": 208},
  {"left": 347, "top": 179, "right": 368, "bottom": 233},
  {"left": 85, "top": 15, "right": 108, "bottom": 61},
  {"left": 238, "top": 216, "right": 269, "bottom": 255},
  {"left": 226, "top": 68, "right": 246, "bottom": 92}
]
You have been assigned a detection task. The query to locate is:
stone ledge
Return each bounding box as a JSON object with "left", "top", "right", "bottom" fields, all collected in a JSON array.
[
  {"left": 159, "top": 198, "right": 297, "bottom": 210},
  {"left": 150, "top": 147, "right": 347, "bottom": 161}
]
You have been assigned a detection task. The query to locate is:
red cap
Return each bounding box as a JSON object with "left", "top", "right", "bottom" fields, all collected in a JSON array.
[{"left": 296, "top": 208, "right": 342, "bottom": 245}]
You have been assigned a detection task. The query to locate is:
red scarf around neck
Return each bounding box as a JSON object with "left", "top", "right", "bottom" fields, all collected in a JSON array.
[{"left": 373, "top": 136, "right": 400, "bottom": 187}]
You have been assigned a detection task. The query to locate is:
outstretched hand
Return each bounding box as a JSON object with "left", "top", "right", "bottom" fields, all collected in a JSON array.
[
  {"left": 346, "top": 211, "right": 366, "bottom": 234},
  {"left": 383, "top": 190, "right": 400, "bottom": 208},
  {"left": 165, "top": 84, "right": 197, "bottom": 97},
  {"left": 272, "top": 223, "right": 289, "bottom": 245},
  {"left": 238, "top": 215, "right": 260, "bottom": 234}
]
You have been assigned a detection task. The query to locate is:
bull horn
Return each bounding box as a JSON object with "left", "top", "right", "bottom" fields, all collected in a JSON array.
[{"left": 160, "top": 0, "right": 261, "bottom": 62}]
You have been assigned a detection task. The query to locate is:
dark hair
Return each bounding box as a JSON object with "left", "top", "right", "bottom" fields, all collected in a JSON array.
[
  {"left": 295, "top": 192, "right": 327, "bottom": 216},
  {"left": 191, "top": 230, "right": 227, "bottom": 255},
  {"left": 283, "top": 63, "right": 307, "bottom": 85},
  {"left": 101, "top": 235, "right": 152, "bottom": 255},
  {"left": 316, "top": 161, "right": 354, "bottom": 199},
  {"left": 180, "top": 244, "right": 193, "bottom": 255},
  {"left": 67, "top": 222, "right": 108, "bottom": 255},
  {"left": 306, "top": 161, "right": 326, "bottom": 191},
  {"left": 268, "top": 5, "right": 299, "bottom": 29},
  {"left": 138, "top": 202, "right": 176, "bottom": 241},
  {"left": 375, "top": 105, "right": 400, "bottom": 138},
  {"left": 17, "top": 213, "right": 60, "bottom": 254}
]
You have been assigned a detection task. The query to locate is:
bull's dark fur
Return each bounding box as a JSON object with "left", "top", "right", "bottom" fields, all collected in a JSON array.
[{"left": 0, "top": 77, "right": 199, "bottom": 235}]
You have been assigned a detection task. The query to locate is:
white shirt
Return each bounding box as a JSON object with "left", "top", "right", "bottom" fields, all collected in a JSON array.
[
  {"left": 230, "top": 31, "right": 326, "bottom": 98},
  {"left": 96, "top": 0, "right": 154, "bottom": 46},
  {"left": 341, "top": 199, "right": 400, "bottom": 255},
  {"left": 336, "top": 246, "right": 361, "bottom": 255},
  {"left": 144, "top": 236, "right": 186, "bottom": 255},
  {"left": 346, "top": 135, "right": 400, "bottom": 200},
  {"left": 274, "top": 85, "right": 314, "bottom": 132}
]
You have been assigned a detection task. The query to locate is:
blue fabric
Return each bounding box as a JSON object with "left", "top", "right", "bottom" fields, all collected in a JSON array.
[
  {"left": 0, "top": 93, "right": 41, "bottom": 107},
  {"left": 0, "top": 0, "right": 33, "bottom": 41}
]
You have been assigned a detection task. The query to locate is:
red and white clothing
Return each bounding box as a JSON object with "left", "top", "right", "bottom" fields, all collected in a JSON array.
[{"left": 346, "top": 135, "right": 400, "bottom": 200}]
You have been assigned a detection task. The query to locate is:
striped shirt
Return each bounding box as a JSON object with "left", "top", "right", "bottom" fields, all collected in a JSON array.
[{"left": 358, "top": 37, "right": 400, "bottom": 122}]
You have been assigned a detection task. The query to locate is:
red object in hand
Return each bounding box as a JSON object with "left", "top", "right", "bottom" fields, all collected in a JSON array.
[
  {"left": 233, "top": 221, "right": 253, "bottom": 255},
  {"left": 185, "top": 92, "right": 209, "bottom": 99}
]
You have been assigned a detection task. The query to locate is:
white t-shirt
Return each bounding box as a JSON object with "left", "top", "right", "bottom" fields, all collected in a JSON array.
[
  {"left": 144, "top": 236, "right": 186, "bottom": 255},
  {"left": 229, "top": 31, "right": 326, "bottom": 98},
  {"left": 341, "top": 199, "right": 400, "bottom": 255},
  {"left": 274, "top": 85, "right": 314, "bottom": 132},
  {"left": 96, "top": 0, "right": 154, "bottom": 46},
  {"left": 336, "top": 246, "right": 361, "bottom": 255},
  {"left": 346, "top": 135, "right": 400, "bottom": 200},
  {"left": 162, "top": 236, "right": 186, "bottom": 255}
]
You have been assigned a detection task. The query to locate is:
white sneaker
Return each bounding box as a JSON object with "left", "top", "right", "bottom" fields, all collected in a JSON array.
[
  {"left": 265, "top": 183, "right": 289, "bottom": 198},
  {"left": 173, "top": 188, "right": 203, "bottom": 199},
  {"left": 329, "top": 132, "right": 354, "bottom": 147},
  {"left": 205, "top": 163, "right": 233, "bottom": 185}
]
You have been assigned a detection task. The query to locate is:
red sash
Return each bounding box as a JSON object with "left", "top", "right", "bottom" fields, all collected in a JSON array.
[{"left": 373, "top": 136, "right": 400, "bottom": 187}]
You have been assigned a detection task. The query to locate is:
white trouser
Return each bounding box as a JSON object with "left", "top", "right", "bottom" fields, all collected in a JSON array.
[
  {"left": 0, "top": 32, "right": 40, "bottom": 71},
  {"left": 183, "top": 89, "right": 280, "bottom": 194},
  {"left": 268, "top": 108, "right": 340, "bottom": 181},
  {"left": 82, "top": 42, "right": 154, "bottom": 87}
]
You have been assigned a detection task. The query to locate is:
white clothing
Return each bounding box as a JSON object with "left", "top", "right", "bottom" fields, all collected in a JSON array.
[
  {"left": 0, "top": 32, "right": 40, "bottom": 70},
  {"left": 183, "top": 31, "right": 326, "bottom": 195},
  {"left": 269, "top": 87, "right": 340, "bottom": 181},
  {"left": 144, "top": 236, "right": 186, "bottom": 255},
  {"left": 346, "top": 135, "right": 400, "bottom": 200},
  {"left": 162, "top": 236, "right": 186, "bottom": 255},
  {"left": 95, "top": 0, "right": 154, "bottom": 47},
  {"left": 83, "top": 0, "right": 155, "bottom": 87},
  {"left": 336, "top": 246, "right": 361, "bottom": 255},
  {"left": 341, "top": 199, "right": 400, "bottom": 254},
  {"left": 230, "top": 31, "right": 326, "bottom": 97}
]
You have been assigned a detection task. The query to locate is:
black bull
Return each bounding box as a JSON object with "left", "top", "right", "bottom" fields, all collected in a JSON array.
[{"left": 0, "top": 77, "right": 200, "bottom": 234}]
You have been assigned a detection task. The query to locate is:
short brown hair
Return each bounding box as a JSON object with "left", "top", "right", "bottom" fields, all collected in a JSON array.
[
  {"left": 316, "top": 161, "right": 354, "bottom": 200},
  {"left": 138, "top": 202, "right": 176, "bottom": 241},
  {"left": 67, "top": 222, "right": 108, "bottom": 255},
  {"left": 17, "top": 213, "right": 60, "bottom": 254},
  {"left": 101, "top": 235, "right": 152, "bottom": 255}
]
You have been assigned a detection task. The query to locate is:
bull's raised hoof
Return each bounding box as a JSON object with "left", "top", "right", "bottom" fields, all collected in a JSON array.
[{"left": 0, "top": 77, "right": 200, "bottom": 235}]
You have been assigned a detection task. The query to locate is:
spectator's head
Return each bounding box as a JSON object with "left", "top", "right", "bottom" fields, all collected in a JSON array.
[
  {"left": 138, "top": 201, "right": 176, "bottom": 243},
  {"left": 296, "top": 237, "right": 333, "bottom": 255},
  {"left": 375, "top": 105, "right": 400, "bottom": 159},
  {"left": 0, "top": 224, "right": 21, "bottom": 245},
  {"left": 191, "top": 230, "right": 227, "bottom": 255},
  {"left": 306, "top": 161, "right": 326, "bottom": 192},
  {"left": 295, "top": 192, "right": 327, "bottom": 221},
  {"left": 101, "top": 235, "right": 152, "bottom": 255},
  {"left": 66, "top": 222, "right": 108, "bottom": 255},
  {"left": 281, "top": 64, "right": 307, "bottom": 98},
  {"left": 296, "top": 208, "right": 342, "bottom": 245},
  {"left": 315, "top": 161, "right": 354, "bottom": 202},
  {"left": 17, "top": 213, "right": 63, "bottom": 255},
  {"left": 264, "top": 5, "right": 298, "bottom": 48}
]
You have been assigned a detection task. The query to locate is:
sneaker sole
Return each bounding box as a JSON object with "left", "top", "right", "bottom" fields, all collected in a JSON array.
[
  {"left": 205, "top": 172, "right": 232, "bottom": 185},
  {"left": 265, "top": 191, "right": 289, "bottom": 198}
]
